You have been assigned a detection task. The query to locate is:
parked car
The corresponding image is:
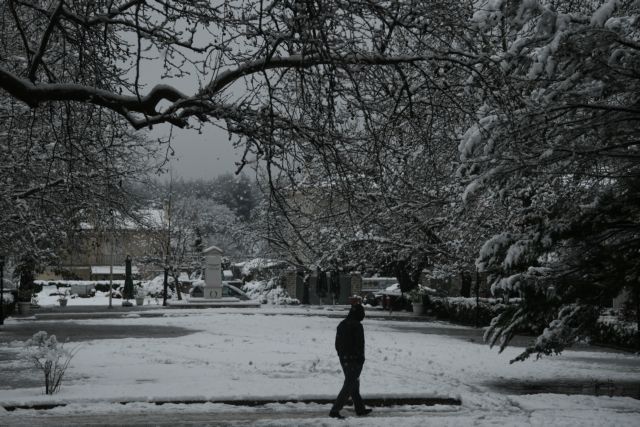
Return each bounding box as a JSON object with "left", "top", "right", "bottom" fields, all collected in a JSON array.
[
  {"left": 362, "top": 292, "right": 379, "bottom": 306},
  {"left": 373, "top": 283, "right": 415, "bottom": 311},
  {"left": 189, "top": 282, "right": 252, "bottom": 301},
  {"left": 375, "top": 283, "right": 442, "bottom": 311},
  {"left": 70, "top": 283, "right": 96, "bottom": 298}
]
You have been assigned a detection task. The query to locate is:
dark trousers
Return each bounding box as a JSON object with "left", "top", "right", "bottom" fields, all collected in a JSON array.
[{"left": 331, "top": 360, "right": 365, "bottom": 413}]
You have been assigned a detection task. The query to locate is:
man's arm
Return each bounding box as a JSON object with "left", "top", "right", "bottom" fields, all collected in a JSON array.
[
  {"left": 356, "top": 323, "right": 365, "bottom": 363},
  {"left": 335, "top": 322, "right": 344, "bottom": 354}
]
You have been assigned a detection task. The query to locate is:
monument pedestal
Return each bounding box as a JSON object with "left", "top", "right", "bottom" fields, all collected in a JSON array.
[
  {"left": 199, "top": 245, "right": 223, "bottom": 302},
  {"left": 177, "top": 245, "right": 259, "bottom": 308}
]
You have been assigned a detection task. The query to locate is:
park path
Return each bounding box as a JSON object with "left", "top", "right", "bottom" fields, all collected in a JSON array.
[{"left": 0, "top": 405, "right": 467, "bottom": 427}]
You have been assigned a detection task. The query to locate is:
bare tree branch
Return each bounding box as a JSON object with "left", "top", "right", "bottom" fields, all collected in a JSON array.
[{"left": 27, "top": 0, "right": 65, "bottom": 82}]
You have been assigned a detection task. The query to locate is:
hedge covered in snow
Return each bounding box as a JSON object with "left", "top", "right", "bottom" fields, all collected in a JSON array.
[
  {"left": 590, "top": 319, "right": 639, "bottom": 350},
  {"left": 429, "top": 297, "right": 508, "bottom": 326},
  {"left": 430, "top": 297, "right": 639, "bottom": 351}
]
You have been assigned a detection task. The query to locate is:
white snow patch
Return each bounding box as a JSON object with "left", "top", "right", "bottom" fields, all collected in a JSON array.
[{"left": 0, "top": 308, "right": 639, "bottom": 424}]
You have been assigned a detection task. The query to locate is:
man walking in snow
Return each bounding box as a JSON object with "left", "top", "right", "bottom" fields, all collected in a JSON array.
[{"left": 329, "top": 303, "right": 372, "bottom": 419}]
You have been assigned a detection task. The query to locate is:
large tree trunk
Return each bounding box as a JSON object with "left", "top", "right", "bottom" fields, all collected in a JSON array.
[
  {"left": 394, "top": 260, "right": 419, "bottom": 294},
  {"left": 460, "top": 271, "right": 472, "bottom": 298}
]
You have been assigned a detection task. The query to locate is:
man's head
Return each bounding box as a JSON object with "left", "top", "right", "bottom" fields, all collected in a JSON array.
[{"left": 348, "top": 303, "right": 365, "bottom": 322}]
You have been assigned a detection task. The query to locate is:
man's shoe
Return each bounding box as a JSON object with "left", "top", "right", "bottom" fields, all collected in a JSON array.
[
  {"left": 329, "top": 411, "right": 345, "bottom": 419},
  {"left": 356, "top": 408, "right": 373, "bottom": 416}
]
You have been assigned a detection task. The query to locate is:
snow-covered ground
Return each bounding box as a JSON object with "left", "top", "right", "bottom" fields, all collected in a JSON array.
[
  {"left": 32, "top": 279, "right": 295, "bottom": 307},
  {"left": 34, "top": 284, "right": 133, "bottom": 307},
  {"left": 1, "top": 304, "right": 639, "bottom": 426}
]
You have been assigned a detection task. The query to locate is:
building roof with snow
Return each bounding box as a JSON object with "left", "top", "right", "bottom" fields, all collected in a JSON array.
[{"left": 90, "top": 265, "right": 139, "bottom": 276}]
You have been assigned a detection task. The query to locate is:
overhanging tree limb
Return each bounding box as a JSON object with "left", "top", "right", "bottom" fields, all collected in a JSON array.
[{"left": 1, "top": 53, "right": 443, "bottom": 129}]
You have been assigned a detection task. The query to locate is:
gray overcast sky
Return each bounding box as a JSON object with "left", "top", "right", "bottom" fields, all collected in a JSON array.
[
  {"left": 138, "top": 42, "right": 242, "bottom": 181},
  {"left": 150, "top": 123, "right": 241, "bottom": 180}
]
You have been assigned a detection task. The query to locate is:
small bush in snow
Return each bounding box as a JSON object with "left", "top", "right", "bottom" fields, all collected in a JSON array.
[{"left": 24, "top": 331, "right": 77, "bottom": 394}]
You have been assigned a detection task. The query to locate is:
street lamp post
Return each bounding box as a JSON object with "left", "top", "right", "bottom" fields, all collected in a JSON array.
[
  {"left": 162, "top": 255, "right": 169, "bottom": 307},
  {"left": 108, "top": 209, "right": 115, "bottom": 309},
  {"left": 0, "top": 255, "right": 5, "bottom": 326}
]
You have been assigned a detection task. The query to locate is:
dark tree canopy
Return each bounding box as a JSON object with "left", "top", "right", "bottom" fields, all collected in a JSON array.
[{"left": 2, "top": 0, "right": 639, "bottom": 361}]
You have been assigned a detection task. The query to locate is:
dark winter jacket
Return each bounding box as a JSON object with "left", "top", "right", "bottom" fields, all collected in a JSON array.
[{"left": 335, "top": 304, "right": 365, "bottom": 364}]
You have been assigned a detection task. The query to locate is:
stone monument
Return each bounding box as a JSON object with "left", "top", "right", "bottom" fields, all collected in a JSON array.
[{"left": 202, "top": 245, "right": 223, "bottom": 299}]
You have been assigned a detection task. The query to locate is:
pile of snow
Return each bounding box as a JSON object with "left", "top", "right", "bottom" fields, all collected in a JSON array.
[{"left": 242, "top": 279, "right": 299, "bottom": 305}]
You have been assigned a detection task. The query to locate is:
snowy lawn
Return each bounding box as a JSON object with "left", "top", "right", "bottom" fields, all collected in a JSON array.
[
  {"left": 34, "top": 283, "right": 133, "bottom": 307},
  {"left": 1, "top": 307, "right": 639, "bottom": 425}
]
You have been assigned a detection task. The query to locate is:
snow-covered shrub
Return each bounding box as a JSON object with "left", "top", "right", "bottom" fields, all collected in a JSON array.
[
  {"left": 141, "top": 275, "right": 175, "bottom": 299},
  {"left": 237, "top": 258, "right": 288, "bottom": 282},
  {"left": 242, "top": 279, "right": 299, "bottom": 305},
  {"left": 1, "top": 292, "right": 16, "bottom": 319},
  {"left": 23, "top": 331, "right": 77, "bottom": 395}
]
